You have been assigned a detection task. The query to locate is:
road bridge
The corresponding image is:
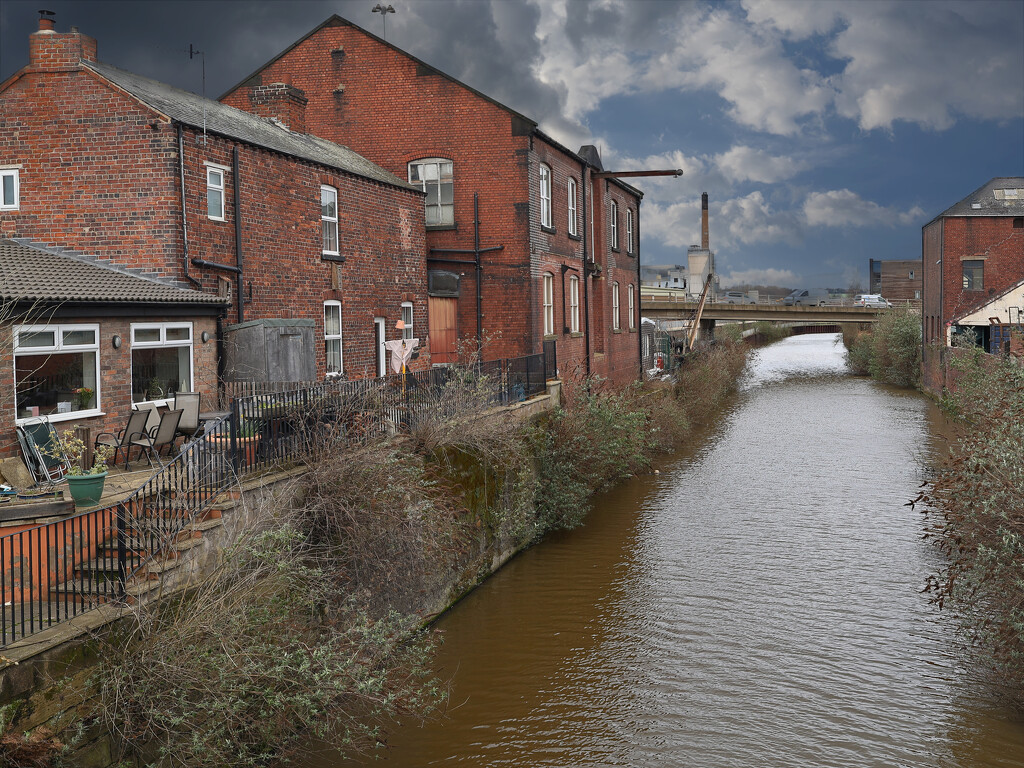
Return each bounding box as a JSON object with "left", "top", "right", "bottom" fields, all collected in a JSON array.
[{"left": 641, "top": 298, "right": 883, "bottom": 323}]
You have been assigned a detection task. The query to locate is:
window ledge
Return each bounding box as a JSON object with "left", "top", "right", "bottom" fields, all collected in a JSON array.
[
  {"left": 611, "top": 247, "right": 621, "bottom": 253},
  {"left": 321, "top": 253, "right": 346, "bottom": 263},
  {"left": 569, "top": 332, "right": 584, "bottom": 338},
  {"left": 612, "top": 328, "right": 622, "bottom": 334},
  {"left": 427, "top": 224, "right": 458, "bottom": 232},
  {"left": 541, "top": 225, "right": 556, "bottom": 234},
  {"left": 628, "top": 327, "right": 637, "bottom": 333},
  {"left": 208, "top": 216, "right": 227, "bottom": 223},
  {"left": 16, "top": 410, "right": 105, "bottom": 427},
  {"left": 543, "top": 333, "right": 558, "bottom": 340},
  {"left": 568, "top": 233, "right": 581, "bottom": 241}
]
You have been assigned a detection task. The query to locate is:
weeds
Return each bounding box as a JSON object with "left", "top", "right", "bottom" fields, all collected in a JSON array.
[{"left": 841, "top": 307, "right": 921, "bottom": 386}]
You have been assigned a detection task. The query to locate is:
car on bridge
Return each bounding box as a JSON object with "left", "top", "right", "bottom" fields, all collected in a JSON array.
[
  {"left": 722, "top": 291, "right": 756, "bottom": 304},
  {"left": 853, "top": 294, "right": 892, "bottom": 308}
]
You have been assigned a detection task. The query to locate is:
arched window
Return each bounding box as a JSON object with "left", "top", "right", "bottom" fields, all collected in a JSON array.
[
  {"left": 612, "top": 281, "right": 620, "bottom": 330},
  {"left": 626, "top": 208, "right": 634, "bottom": 254},
  {"left": 409, "top": 158, "right": 454, "bottom": 226},
  {"left": 569, "top": 275, "right": 580, "bottom": 333},
  {"left": 567, "top": 177, "right": 578, "bottom": 236},
  {"left": 539, "top": 163, "right": 552, "bottom": 228},
  {"left": 610, "top": 200, "right": 619, "bottom": 250},
  {"left": 543, "top": 273, "right": 555, "bottom": 335}
]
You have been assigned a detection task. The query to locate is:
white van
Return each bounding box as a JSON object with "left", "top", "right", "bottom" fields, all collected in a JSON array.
[{"left": 784, "top": 289, "right": 830, "bottom": 306}]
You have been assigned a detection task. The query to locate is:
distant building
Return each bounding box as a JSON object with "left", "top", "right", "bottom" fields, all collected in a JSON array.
[
  {"left": 869, "top": 259, "right": 922, "bottom": 303},
  {"left": 922, "top": 177, "right": 1024, "bottom": 351}
]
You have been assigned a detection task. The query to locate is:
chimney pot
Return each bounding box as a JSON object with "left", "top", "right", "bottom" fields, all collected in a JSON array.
[{"left": 38, "top": 9, "right": 56, "bottom": 31}]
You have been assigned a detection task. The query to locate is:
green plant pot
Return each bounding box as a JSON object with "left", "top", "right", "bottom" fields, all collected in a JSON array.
[{"left": 66, "top": 471, "right": 107, "bottom": 507}]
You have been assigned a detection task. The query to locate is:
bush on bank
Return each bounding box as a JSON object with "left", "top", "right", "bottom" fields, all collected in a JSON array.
[
  {"left": 916, "top": 350, "right": 1024, "bottom": 707},
  {"left": 841, "top": 306, "right": 921, "bottom": 387}
]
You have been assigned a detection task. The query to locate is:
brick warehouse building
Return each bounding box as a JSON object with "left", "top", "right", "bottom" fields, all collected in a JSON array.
[
  {"left": 922, "top": 177, "right": 1024, "bottom": 353},
  {"left": 220, "top": 14, "right": 656, "bottom": 386},
  {"left": 0, "top": 15, "right": 428, "bottom": 456}
]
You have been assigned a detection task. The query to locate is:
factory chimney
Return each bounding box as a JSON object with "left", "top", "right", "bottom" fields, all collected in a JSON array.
[{"left": 701, "top": 192, "right": 709, "bottom": 251}]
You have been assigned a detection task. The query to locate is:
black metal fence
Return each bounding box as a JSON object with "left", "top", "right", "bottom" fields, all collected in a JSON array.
[{"left": 1, "top": 350, "right": 554, "bottom": 648}]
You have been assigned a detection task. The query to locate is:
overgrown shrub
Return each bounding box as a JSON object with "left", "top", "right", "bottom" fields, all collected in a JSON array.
[
  {"left": 841, "top": 307, "right": 921, "bottom": 386},
  {"left": 96, "top": 513, "right": 446, "bottom": 767},
  {"left": 916, "top": 354, "right": 1024, "bottom": 706}
]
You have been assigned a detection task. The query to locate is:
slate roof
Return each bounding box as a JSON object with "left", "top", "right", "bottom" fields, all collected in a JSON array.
[
  {"left": 932, "top": 177, "right": 1024, "bottom": 220},
  {"left": 0, "top": 239, "right": 227, "bottom": 306},
  {"left": 84, "top": 60, "right": 413, "bottom": 192}
]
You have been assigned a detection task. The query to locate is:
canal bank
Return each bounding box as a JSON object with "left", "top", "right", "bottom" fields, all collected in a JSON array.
[{"left": 322, "top": 333, "right": 1024, "bottom": 768}]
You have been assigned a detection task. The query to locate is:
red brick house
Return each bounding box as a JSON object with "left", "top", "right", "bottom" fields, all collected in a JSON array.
[
  {"left": 0, "top": 16, "right": 428, "bottom": 454},
  {"left": 220, "top": 14, "right": 646, "bottom": 386},
  {"left": 922, "top": 177, "right": 1024, "bottom": 351}
]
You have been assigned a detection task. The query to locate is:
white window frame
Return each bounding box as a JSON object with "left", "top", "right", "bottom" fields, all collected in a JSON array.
[
  {"left": 401, "top": 302, "right": 414, "bottom": 341},
  {"left": 324, "top": 300, "right": 343, "bottom": 374},
  {"left": 543, "top": 273, "right": 554, "bottom": 336},
  {"left": 569, "top": 275, "right": 579, "bottom": 333},
  {"left": 567, "top": 177, "right": 578, "bottom": 236},
  {"left": 14, "top": 323, "right": 101, "bottom": 424},
  {"left": 321, "top": 185, "right": 339, "bottom": 255},
  {"left": 539, "top": 163, "right": 552, "bottom": 228},
  {"left": 628, "top": 283, "right": 635, "bottom": 329},
  {"left": 610, "top": 200, "right": 619, "bottom": 250},
  {"left": 408, "top": 158, "right": 454, "bottom": 226},
  {"left": 612, "top": 281, "right": 620, "bottom": 330},
  {"left": 374, "top": 317, "right": 387, "bottom": 377},
  {"left": 1, "top": 168, "right": 20, "bottom": 210},
  {"left": 626, "top": 208, "right": 634, "bottom": 254},
  {"left": 130, "top": 322, "right": 194, "bottom": 406},
  {"left": 205, "top": 163, "right": 227, "bottom": 221}
]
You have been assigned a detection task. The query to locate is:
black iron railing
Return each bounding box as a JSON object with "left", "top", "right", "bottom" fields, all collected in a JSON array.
[{"left": 0, "top": 350, "right": 553, "bottom": 647}]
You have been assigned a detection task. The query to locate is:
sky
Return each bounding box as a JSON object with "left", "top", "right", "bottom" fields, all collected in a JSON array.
[{"left": 2, "top": 0, "right": 1022, "bottom": 290}]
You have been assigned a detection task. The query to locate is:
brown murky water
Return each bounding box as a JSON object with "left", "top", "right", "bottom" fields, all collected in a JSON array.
[{"left": 311, "top": 333, "right": 1024, "bottom": 767}]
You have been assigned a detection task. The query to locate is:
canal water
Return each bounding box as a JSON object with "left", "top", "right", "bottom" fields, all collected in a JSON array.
[{"left": 324, "top": 333, "right": 1024, "bottom": 767}]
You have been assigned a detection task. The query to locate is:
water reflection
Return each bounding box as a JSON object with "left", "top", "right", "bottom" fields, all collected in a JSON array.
[{"left": 315, "top": 333, "right": 1024, "bottom": 767}]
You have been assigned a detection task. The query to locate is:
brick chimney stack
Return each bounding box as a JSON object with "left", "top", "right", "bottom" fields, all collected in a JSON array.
[
  {"left": 701, "top": 192, "right": 709, "bottom": 250},
  {"left": 29, "top": 11, "right": 97, "bottom": 71},
  {"left": 248, "top": 79, "right": 308, "bottom": 133}
]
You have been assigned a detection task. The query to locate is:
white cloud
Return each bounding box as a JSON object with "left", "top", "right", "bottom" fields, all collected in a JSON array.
[
  {"left": 803, "top": 189, "right": 925, "bottom": 228},
  {"left": 741, "top": 0, "right": 842, "bottom": 39},
  {"left": 719, "top": 191, "right": 803, "bottom": 246},
  {"left": 713, "top": 145, "right": 808, "bottom": 183},
  {"left": 721, "top": 267, "right": 799, "bottom": 287}
]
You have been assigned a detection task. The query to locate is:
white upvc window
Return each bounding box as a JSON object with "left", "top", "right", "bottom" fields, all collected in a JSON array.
[
  {"left": 569, "top": 275, "right": 580, "bottom": 333},
  {"left": 130, "top": 322, "right": 193, "bottom": 405},
  {"left": 626, "top": 208, "right": 634, "bottom": 254},
  {"left": 567, "top": 177, "right": 577, "bottom": 236},
  {"left": 321, "top": 185, "right": 339, "bottom": 255},
  {"left": 206, "top": 164, "right": 226, "bottom": 220},
  {"left": 610, "top": 200, "right": 619, "bottom": 250},
  {"left": 612, "top": 281, "right": 620, "bottom": 330},
  {"left": 1, "top": 168, "right": 19, "bottom": 210},
  {"left": 14, "top": 324, "right": 100, "bottom": 423},
  {"left": 628, "top": 283, "right": 635, "bottom": 329},
  {"left": 539, "top": 163, "right": 552, "bottom": 228},
  {"left": 543, "top": 273, "right": 554, "bottom": 336},
  {"left": 401, "top": 302, "right": 414, "bottom": 341},
  {"left": 324, "top": 301, "right": 343, "bottom": 374},
  {"left": 409, "top": 158, "right": 454, "bottom": 226}
]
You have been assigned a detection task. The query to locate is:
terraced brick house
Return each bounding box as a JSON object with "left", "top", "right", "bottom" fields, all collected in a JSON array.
[
  {"left": 220, "top": 14, "right": 648, "bottom": 386},
  {"left": 0, "top": 14, "right": 428, "bottom": 457}
]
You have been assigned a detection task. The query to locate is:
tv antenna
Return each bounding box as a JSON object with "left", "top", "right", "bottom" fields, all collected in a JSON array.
[{"left": 189, "top": 44, "right": 207, "bottom": 144}]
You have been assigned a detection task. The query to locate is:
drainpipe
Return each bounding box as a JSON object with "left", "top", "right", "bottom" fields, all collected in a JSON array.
[
  {"left": 636, "top": 197, "right": 642, "bottom": 380},
  {"left": 177, "top": 124, "right": 202, "bottom": 288},
  {"left": 581, "top": 163, "right": 591, "bottom": 377}
]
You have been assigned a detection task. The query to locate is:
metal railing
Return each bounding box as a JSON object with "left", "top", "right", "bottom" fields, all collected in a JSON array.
[{"left": 1, "top": 350, "right": 553, "bottom": 648}]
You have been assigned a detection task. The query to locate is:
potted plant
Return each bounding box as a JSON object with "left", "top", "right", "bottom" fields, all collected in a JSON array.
[{"left": 43, "top": 429, "right": 115, "bottom": 506}]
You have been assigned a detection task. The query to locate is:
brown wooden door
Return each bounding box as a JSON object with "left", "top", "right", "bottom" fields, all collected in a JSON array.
[{"left": 428, "top": 297, "right": 458, "bottom": 364}]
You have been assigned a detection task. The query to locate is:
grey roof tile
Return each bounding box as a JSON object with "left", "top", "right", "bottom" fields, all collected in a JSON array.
[
  {"left": 936, "top": 177, "right": 1024, "bottom": 218},
  {"left": 0, "top": 239, "right": 227, "bottom": 305},
  {"left": 84, "top": 60, "right": 414, "bottom": 191}
]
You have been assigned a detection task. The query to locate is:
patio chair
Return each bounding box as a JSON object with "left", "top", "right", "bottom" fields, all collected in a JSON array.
[
  {"left": 16, "top": 420, "right": 72, "bottom": 486},
  {"left": 94, "top": 408, "right": 151, "bottom": 470},
  {"left": 173, "top": 391, "right": 202, "bottom": 441},
  {"left": 126, "top": 409, "right": 183, "bottom": 470},
  {"left": 134, "top": 401, "right": 161, "bottom": 435}
]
